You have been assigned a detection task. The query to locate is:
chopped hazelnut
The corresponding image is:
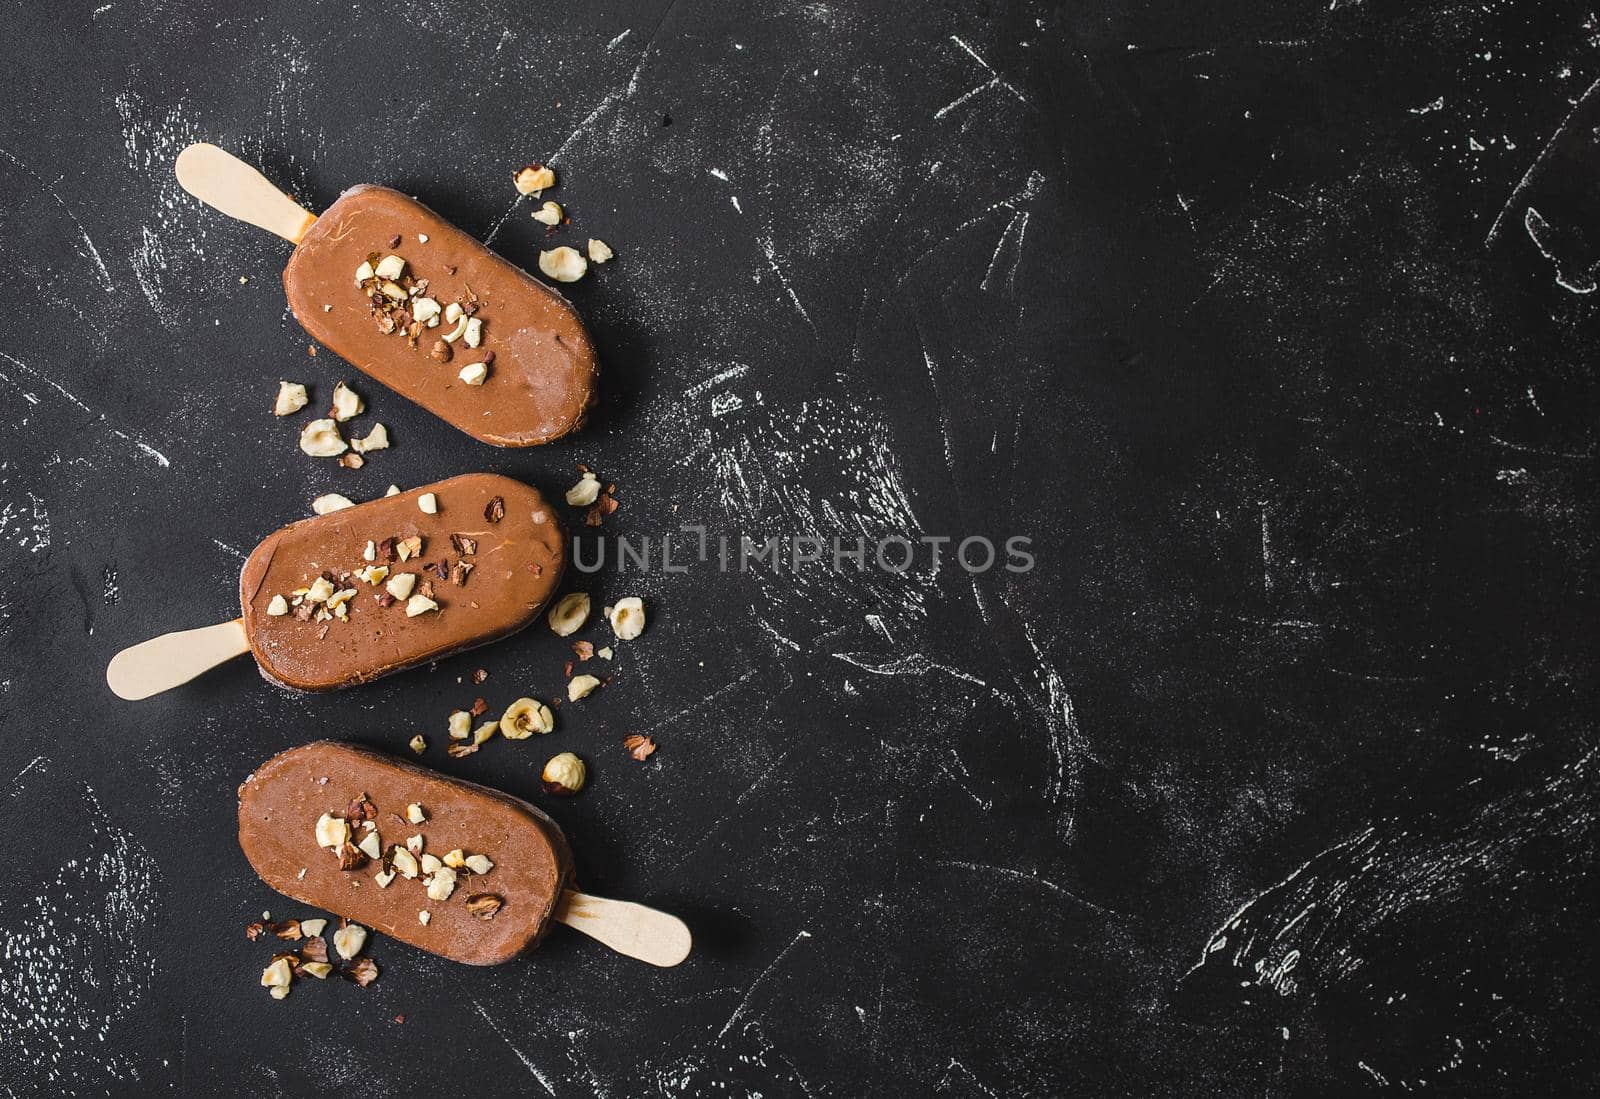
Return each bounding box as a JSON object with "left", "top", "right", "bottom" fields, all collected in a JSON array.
[
  {"left": 355, "top": 564, "right": 388, "bottom": 585},
  {"left": 541, "top": 752, "right": 586, "bottom": 795},
  {"left": 261, "top": 957, "right": 293, "bottom": 990},
  {"left": 464, "top": 854, "right": 494, "bottom": 875},
  {"left": 332, "top": 923, "right": 367, "bottom": 960},
  {"left": 499, "top": 697, "right": 554, "bottom": 739},
  {"left": 374, "top": 867, "right": 396, "bottom": 887},
  {"left": 314, "top": 813, "right": 349, "bottom": 849},
  {"left": 441, "top": 314, "right": 470, "bottom": 344},
  {"left": 355, "top": 260, "right": 374, "bottom": 283},
  {"left": 352, "top": 422, "right": 390, "bottom": 453},
  {"left": 299, "top": 918, "right": 328, "bottom": 937},
  {"left": 464, "top": 317, "right": 483, "bottom": 348},
  {"left": 357, "top": 830, "right": 382, "bottom": 859},
  {"left": 406, "top": 834, "right": 424, "bottom": 854},
  {"left": 565, "top": 472, "right": 601, "bottom": 506},
  {"left": 418, "top": 910, "right": 432, "bottom": 925},
  {"left": 408, "top": 734, "right": 426, "bottom": 755},
  {"left": 391, "top": 847, "right": 419, "bottom": 878},
  {"left": 274, "top": 381, "right": 309, "bottom": 416},
  {"left": 457, "top": 361, "right": 488, "bottom": 388},
  {"left": 430, "top": 339, "right": 452, "bottom": 362},
  {"left": 472, "top": 720, "right": 497, "bottom": 745},
  {"left": 514, "top": 164, "right": 556, "bottom": 195},
  {"left": 418, "top": 492, "right": 438, "bottom": 515},
  {"left": 610, "top": 597, "right": 646, "bottom": 640},
  {"left": 266, "top": 594, "right": 290, "bottom": 616},
  {"left": 538, "top": 246, "right": 587, "bottom": 283},
  {"left": 419, "top": 853, "right": 442, "bottom": 875},
  {"left": 405, "top": 594, "right": 439, "bottom": 617},
  {"left": 466, "top": 893, "right": 504, "bottom": 920},
  {"left": 533, "top": 200, "right": 563, "bottom": 225},
  {"left": 300, "top": 961, "right": 333, "bottom": 979},
  {"left": 426, "top": 866, "right": 458, "bottom": 901},
  {"left": 406, "top": 803, "right": 427, "bottom": 824},
  {"left": 384, "top": 573, "right": 417, "bottom": 600},
  {"left": 598, "top": 646, "right": 614, "bottom": 660},
  {"left": 448, "top": 710, "right": 471, "bottom": 740},
  {"left": 363, "top": 540, "right": 377, "bottom": 562},
  {"left": 330, "top": 382, "right": 364, "bottom": 422},
  {"left": 587, "top": 239, "right": 614, "bottom": 263},
  {"left": 299, "top": 418, "right": 348, "bottom": 457},
  {"left": 624, "top": 733, "right": 658, "bottom": 760},
  {"left": 386, "top": 484, "right": 401, "bottom": 497},
  {"left": 567, "top": 674, "right": 601, "bottom": 701},
  {"left": 547, "top": 592, "right": 591, "bottom": 636},
  {"left": 411, "top": 297, "right": 441, "bottom": 325},
  {"left": 374, "top": 254, "right": 406, "bottom": 281},
  {"left": 442, "top": 849, "right": 466, "bottom": 869},
  {"left": 339, "top": 452, "right": 365, "bottom": 469}
]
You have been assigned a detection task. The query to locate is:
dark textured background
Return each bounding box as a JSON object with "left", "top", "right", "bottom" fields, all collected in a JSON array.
[{"left": 2, "top": 0, "right": 1597, "bottom": 1095}]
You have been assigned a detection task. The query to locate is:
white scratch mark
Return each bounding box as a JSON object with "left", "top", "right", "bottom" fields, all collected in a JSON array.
[
  {"left": 718, "top": 929, "right": 814, "bottom": 1039},
  {"left": 948, "top": 35, "right": 1030, "bottom": 105},
  {"left": 472, "top": 1000, "right": 558, "bottom": 1095},
  {"left": 933, "top": 859, "right": 1112, "bottom": 914},
  {"left": 831, "top": 650, "right": 986, "bottom": 686},
  {"left": 606, "top": 28, "right": 633, "bottom": 50},
  {"left": 756, "top": 235, "right": 814, "bottom": 331},
  {"left": 0, "top": 146, "right": 114, "bottom": 290},
  {"left": 1486, "top": 74, "right": 1600, "bottom": 246}
]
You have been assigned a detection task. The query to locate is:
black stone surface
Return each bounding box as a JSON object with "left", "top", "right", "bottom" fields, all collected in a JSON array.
[{"left": 1, "top": 1, "right": 1597, "bottom": 1095}]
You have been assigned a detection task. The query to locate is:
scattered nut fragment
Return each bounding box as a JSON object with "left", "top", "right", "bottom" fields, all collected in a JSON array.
[
  {"left": 567, "top": 674, "right": 601, "bottom": 702},
  {"left": 406, "top": 834, "right": 425, "bottom": 854},
  {"left": 300, "top": 961, "right": 333, "bottom": 979},
  {"left": 624, "top": 733, "right": 657, "bottom": 761},
  {"left": 447, "top": 710, "right": 471, "bottom": 740},
  {"left": 441, "top": 314, "right": 470, "bottom": 344},
  {"left": 374, "top": 254, "right": 406, "bottom": 281},
  {"left": 330, "top": 382, "right": 364, "bottom": 422},
  {"left": 312, "top": 493, "right": 355, "bottom": 516},
  {"left": 297, "top": 918, "right": 327, "bottom": 938},
  {"left": 314, "top": 813, "right": 349, "bottom": 850},
  {"left": 355, "top": 564, "right": 388, "bottom": 585},
  {"left": 355, "top": 260, "right": 374, "bottom": 284},
  {"left": 609, "top": 597, "right": 646, "bottom": 640},
  {"left": 332, "top": 923, "right": 368, "bottom": 960},
  {"left": 267, "top": 594, "right": 290, "bottom": 616},
  {"left": 352, "top": 422, "right": 390, "bottom": 453},
  {"left": 464, "top": 854, "right": 494, "bottom": 875},
  {"left": 587, "top": 239, "right": 614, "bottom": 263},
  {"left": 274, "top": 381, "right": 309, "bottom": 416},
  {"left": 458, "top": 362, "right": 488, "bottom": 386},
  {"left": 406, "top": 803, "right": 427, "bottom": 824},
  {"left": 306, "top": 577, "right": 336, "bottom": 603},
  {"left": 565, "top": 472, "right": 601, "bottom": 506},
  {"left": 514, "top": 164, "right": 556, "bottom": 195},
  {"left": 598, "top": 646, "right": 614, "bottom": 660},
  {"left": 464, "top": 317, "right": 483, "bottom": 348},
  {"left": 406, "top": 594, "right": 439, "bottom": 616},
  {"left": 385, "top": 573, "right": 417, "bottom": 601},
  {"left": 539, "top": 246, "right": 587, "bottom": 283},
  {"left": 418, "top": 910, "right": 431, "bottom": 925},
  {"left": 375, "top": 867, "right": 396, "bottom": 887},
  {"left": 547, "top": 592, "right": 591, "bottom": 636},
  {"left": 418, "top": 492, "right": 438, "bottom": 515},
  {"left": 430, "top": 339, "right": 452, "bottom": 363},
  {"left": 261, "top": 957, "right": 293, "bottom": 992},
  {"left": 356, "top": 830, "right": 382, "bottom": 859},
  {"left": 485, "top": 496, "right": 506, "bottom": 523},
  {"left": 541, "top": 752, "right": 586, "bottom": 795},
  {"left": 397, "top": 534, "right": 423, "bottom": 561},
  {"left": 426, "top": 866, "right": 458, "bottom": 901},
  {"left": 408, "top": 734, "right": 426, "bottom": 755},
  {"left": 386, "top": 484, "right": 402, "bottom": 497},
  {"left": 391, "top": 847, "right": 419, "bottom": 878},
  {"left": 442, "top": 849, "right": 466, "bottom": 869},
  {"left": 342, "top": 957, "right": 380, "bottom": 986},
  {"left": 500, "top": 697, "right": 554, "bottom": 739},
  {"left": 412, "top": 297, "right": 441, "bottom": 325},
  {"left": 419, "top": 853, "right": 443, "bottom": 875},
  {"left": 363, "top": 540, "right": 377, "bottom": 562},
  {"left": 466, "top": 893, "right": 503, "bottom": 920},
  {"left": 299, "top": 418, "right": 348, "bottom": 457},
  {"left": 533, "top": 200, "right": 563, "bottom": 225},
  {"left": 472, "top": 720, "right": 498, "bottom": 746},
  {"left": 339, "top": 452, "right": 365, "bottom": 470}
]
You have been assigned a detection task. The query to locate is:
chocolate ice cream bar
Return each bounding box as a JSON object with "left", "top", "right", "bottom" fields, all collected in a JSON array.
[
  {"left": 175, "top": 144, "right": 598, "bottom": 446},
  {"left": 239, "top": 742, "right": 691, "bottom": 967},
  {"left": 107, "top": 473, "right": 563, "bottom": 699}
]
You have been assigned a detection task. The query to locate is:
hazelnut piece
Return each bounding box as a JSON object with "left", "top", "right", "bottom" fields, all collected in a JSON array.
[
  {"left": 274, "top": 381, "right": 309, "bottom": 416},
  {"left": 514, "top": 164, "right": 555, "bottom": 195},
  {"left": 538, "top": 246, "right": 587, "bottom": 283},
  {"left": 418, "top": 492, "right": 438, "bottom": 515},
  {"left": 384, "top": 573, "right": 417, "bottom": 601},
  {"left": 587, "top": 239, "right": 614, "bottom": 263},
  {"left": 330, "top": 382, "right": 364, "bottom": 422},
  {"left": 314, "top": 813, "right": 349, "bottom": 849},
  {"left": 565, "top": 472, "right": 601, "bottom": 506},
  {"left": 332, "top": 923, "right": 367, "bottom": 960},
  {"left": 266, "top": 594, "right": 290, "bottom": 616},
  {"left": 406, "top": 803, "right": 427, "bottom": 824},
  {"left": 546, "top": 592, "right": 590, "bottom": 636},
  {"left": 609, "top": 596, "right": 646, "bottom": 640},
  {"left": 567, "top": 674, "right": 601, "bottom": 702},
  {"left": 352, "top": 422, "right": 390, "bottom": 453},
  {"left": 541, "top": 752, "right": 586, "bottom": 795},
  {"left": 459, "top": 362, "right": 488, "bottom": 386},
  {"left": 408, "top": 734, "right": 427, "bottom": 755},
  {"left": 374, "top": 254, "right": 406, "bottom": 281},
  {"left": 532, "top": 200, "right": 563, "bottom": 226},
  {"left": 312, "top": 493, "right": 355, "bottom": 516},
  {"left": 299, "top": 418, "right": 348, "bottom": 457},
  {"left": 405, "top": 594, "right": 439, "bottom": 616},
  {"left": 499, "top": 697, "right": 554, "bottom": 739}
]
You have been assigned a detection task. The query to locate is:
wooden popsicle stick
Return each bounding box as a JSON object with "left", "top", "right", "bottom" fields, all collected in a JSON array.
[
  {"left": 555, "top": 890, "right": 692, "bottom": 968},
  {"left": 174, "top": 143, "right": 317, "bottom": 244},
  {"left": 106, "top": 619, "right": 251, "bottom": 701}
]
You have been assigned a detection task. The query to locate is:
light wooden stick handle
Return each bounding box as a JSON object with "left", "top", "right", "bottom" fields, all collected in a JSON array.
[
  {"left": 106, "top": 618, "right": 251, "bottom": 701},
  {"left": 174, "top": 143, "right": 317, "bottom": 244},
  {"left": 555, "top": 890, "right": 692, "bottom": 968}
]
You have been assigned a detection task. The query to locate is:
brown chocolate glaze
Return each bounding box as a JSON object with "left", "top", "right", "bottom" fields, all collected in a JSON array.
[
  {"left": 240, "top": 473, "right": 563, "bottom": 692},
  {"left": 239, "top": 742, "right": 574, "bottom": 965},
  {"left": 284, "top": 185, "right": 598, "bottom": 447}
]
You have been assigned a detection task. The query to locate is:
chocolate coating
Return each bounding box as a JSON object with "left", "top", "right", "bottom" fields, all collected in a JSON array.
[
  {"left": 284, "top": 185, "right": 598, "bottom": 447},
  {"left": 240, "top": 473, "right": 563, "bottom": 691},
  {"left": 238, "top": 742, "right": 574, "bottom": 965}
]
